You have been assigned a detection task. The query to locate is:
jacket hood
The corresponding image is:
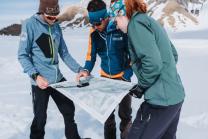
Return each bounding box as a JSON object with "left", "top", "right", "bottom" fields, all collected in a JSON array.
[{"left": 32, "top": 14, "right": 60, "bottom": 26}]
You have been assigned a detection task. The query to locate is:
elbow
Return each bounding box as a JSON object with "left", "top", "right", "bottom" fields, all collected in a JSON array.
[{"left": 152, "top": 60, "right": 163, "bottom": 76}]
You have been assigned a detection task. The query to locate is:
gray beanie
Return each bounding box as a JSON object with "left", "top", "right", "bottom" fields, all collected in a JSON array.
[{"left": 39, "top": 0, "right": 60, "bottom": 16}]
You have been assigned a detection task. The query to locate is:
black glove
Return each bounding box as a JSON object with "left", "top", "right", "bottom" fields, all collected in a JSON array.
[{"left": 129, "top": 84, "right": 145, "bottom": 98}]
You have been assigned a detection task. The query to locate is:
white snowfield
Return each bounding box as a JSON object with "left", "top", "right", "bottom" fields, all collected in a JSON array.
[
  {"left": 0, "top": 27, "right": 208, "bottom": 139},
  {"left": 0, "top": 0, "right": 207, "bottom": 138},
  {"left": 50, "top": 77, "right": 134, "bottom": 124}
]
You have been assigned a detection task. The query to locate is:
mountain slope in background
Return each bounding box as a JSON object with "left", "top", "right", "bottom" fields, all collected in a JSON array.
[
  {"left": 149, "top": 0, "right": 198, "bottom": 30},
  {"left": 0, "top": 0, "right": 207, "bottom": 36},
  {"left": 59, "top": 0, "right": 205, "bottom": 30}
]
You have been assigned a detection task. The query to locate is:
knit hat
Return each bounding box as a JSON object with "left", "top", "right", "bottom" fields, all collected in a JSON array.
[
  {"left": 108, "top": 0, "right": 126, "bottom": 17},
  {"left": 39, "top": 0, "right": 60, "bottom": 16}
]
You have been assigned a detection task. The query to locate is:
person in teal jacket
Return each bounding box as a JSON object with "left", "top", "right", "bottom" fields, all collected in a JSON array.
[{"left": 116, "top": 0, "right": 185, "bottom": 138}]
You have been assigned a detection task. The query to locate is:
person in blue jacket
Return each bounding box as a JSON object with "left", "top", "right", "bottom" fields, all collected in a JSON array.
[
  {"left": 18, "top": 0, "right": 89, "bottom": 139},
  {"left": 77, "top": 0, "right": 133, "bottom": 139}
]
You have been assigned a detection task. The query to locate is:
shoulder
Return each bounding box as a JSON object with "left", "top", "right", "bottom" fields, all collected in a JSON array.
[
  {"left": 131, "top": 13, "right": 152, "bottom": 26},
  {"left": 129, "top": 13, "right": 155, "bottom": 34},
  {"left": 22, "top": 15, "right": 38, "bottom": 30}
]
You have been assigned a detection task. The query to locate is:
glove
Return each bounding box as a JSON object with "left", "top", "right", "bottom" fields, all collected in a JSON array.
[{"left": 129, "top": 84, "right": 145, "bottom": 98}]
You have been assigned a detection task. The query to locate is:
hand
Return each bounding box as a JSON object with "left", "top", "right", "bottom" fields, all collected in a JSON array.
[
  {"left": 76, "top": 70, "right": 89, "bottom": 82},
  {"left": 115, "top": 16, "right": 129, "bottom": 33},
  {"left": 36, "top": 75, "right": 49, "bottom": 90},
  {"left": 129, "top": 84, "right": 144, "bottom": 98}
]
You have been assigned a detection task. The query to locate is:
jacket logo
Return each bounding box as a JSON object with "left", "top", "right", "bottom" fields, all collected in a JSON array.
[
  {"left": 112, "top": 37, "right": 123, "bottom": 41},
  {"left": 20, "top": 32, "right": 28, "bottom": 41}
]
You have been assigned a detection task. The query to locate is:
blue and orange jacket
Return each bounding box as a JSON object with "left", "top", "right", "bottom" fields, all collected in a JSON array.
[{"left": 84, "top": 22, "right": 133, "bottom": 81}]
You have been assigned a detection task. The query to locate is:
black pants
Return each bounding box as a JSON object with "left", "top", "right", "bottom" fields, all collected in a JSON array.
[
  {"left": 126, "top": 101, "right": 183, "bottom": 139},
  {"left": 104, "top": 94, "right": 132, "bottom": 139},
  {"left": 30, "top": 79, "right": 80, "bottom": 139}
]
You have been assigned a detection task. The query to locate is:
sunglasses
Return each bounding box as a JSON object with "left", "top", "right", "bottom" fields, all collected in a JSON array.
[
  {"left": 44, "top": 13, "right": 57, "bottom": 21},
  {"left": 92, "top": 22, "right": 102, "bottom": 27},
  {"left": 91, "top": 17, "right": 108, "bottom": 27}
]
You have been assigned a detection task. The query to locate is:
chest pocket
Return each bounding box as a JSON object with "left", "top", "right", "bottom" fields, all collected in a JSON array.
[
  {"left": 110, "top": 33, "right": 124, "bottom": 49},
  {"left": 36, "top": 33, "right": 53, "bottom": 58}
]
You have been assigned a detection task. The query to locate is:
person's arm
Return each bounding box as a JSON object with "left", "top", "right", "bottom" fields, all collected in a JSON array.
[
  {"left": 122, "top": 33, "right": 133, "bottom": 81},
  {"left": 170, "top": 41, "right": 178, "bottom": 64},
  {"left": 128, "top": 19, "right": 163, "bottom": 89},
  {"left": 18, "top": 20, "right": 38, "bottom": 77},
  {"left": 83, "top": 29, "right": 97, "bottom": 73},
  {"left": 58, "top": 28, "right": 83, "bottom": 73}
]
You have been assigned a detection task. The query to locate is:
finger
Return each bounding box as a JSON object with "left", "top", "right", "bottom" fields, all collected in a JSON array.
[
  {"left": 76, "top": 74, "right": 81, "bottom": 82},
  {"left": 43, "top": 83, "right": 48, "bottom": 88},
  {"left": 41, "top": 86, "right": 47, "bottom": 90},
  {"left": 41, "top": 81, "right": 48, "bottom": 87},
  {"left": 38, "top": 84, "right": 45, "bottom": 90}
]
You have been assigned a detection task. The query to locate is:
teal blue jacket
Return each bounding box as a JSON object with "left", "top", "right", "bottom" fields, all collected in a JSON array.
[
  {"left": 84, "top": 22, "right": 133, "bottom": 81},
  {"left": 128, "top": 12, "right": 185, "bottom": 106},
  {"left": 18, "top": 14, "right": 83, "bottom": 85}
]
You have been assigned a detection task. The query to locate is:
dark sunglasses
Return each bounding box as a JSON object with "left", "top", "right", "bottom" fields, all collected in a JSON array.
[
  {"left": 91, "top": 17, "right": 108, "bottom": 27},
  {"left": 92, "top": 22, "right": 102, "bottom": 27}
]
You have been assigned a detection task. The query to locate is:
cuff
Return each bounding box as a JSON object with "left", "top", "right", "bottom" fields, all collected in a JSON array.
[{"left": 122, "top": 68, "right": 133, "bottom": 81}]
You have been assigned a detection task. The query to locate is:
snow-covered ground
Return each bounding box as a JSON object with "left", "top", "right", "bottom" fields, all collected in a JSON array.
[
  {"left": 0, "top": 0, "right": 208, "bottom": 138},
  {"left": 0, "top": 27, "right": 208, "bottom": 139}
]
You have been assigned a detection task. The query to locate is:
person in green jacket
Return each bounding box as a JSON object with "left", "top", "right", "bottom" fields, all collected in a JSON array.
[{"left": 115, "top": 0, "right": 185, "bottom": 138}]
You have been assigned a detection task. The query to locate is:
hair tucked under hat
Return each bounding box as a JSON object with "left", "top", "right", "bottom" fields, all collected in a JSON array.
[{"left": 39, "top": 0, "right": 60, "bottom": 16}]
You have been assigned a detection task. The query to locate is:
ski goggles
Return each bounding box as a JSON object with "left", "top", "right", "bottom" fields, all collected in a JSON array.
[
  {"left": 44, "top": 13, "right": 57, "bottom": 21},
  {"left": 88, "top": 9, "right": 109, "bottom": 26},
  {"left": 45, "top": 6, "right": 60, "bottom": 16}
]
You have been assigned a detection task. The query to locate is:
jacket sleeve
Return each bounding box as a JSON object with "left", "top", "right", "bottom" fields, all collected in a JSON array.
[
  {"left": 58, "top": 28, "right": 83, "bottom": 73},
  {"left": 122, "top": 33, "right": 133, "bottom": 81},
  {"left": 128, "top": 20, "right": 163, "bottom": 89},
  {"left": 84, "top": 29, "right": 97, "bottom": 73},
  {"left": 122, "top": 67, "right": 133, "bottom": 81},
  {"left": 170, "top": 41, "right": 178, "bottom": 64},
  {"left": 18, "top": 20, "right": 38, "bottom": 77}
]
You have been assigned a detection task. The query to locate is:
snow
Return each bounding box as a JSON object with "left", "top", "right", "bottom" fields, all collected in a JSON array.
[
  {"left": 0, "top": 27, "right": 208, "bottom": 139},
  {"left": 150, "top": 3, "right": 166, "bottom": 20},
  {"left": 197, "top": 0, "right": 208, "bottom": 29},
  {"left": 0, "top": 0, "right": 208, "bottom": 138}
]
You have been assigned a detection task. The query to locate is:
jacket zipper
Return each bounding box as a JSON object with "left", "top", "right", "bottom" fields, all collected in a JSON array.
[
  {"left": 48, "top": 26, "right": 58, "bottom": 83},
  {"left": 48, "top": 26, "right": 55, "bottom": 64},
  {"left": 107, "top": 34, "right": 112, "bottom": 78},
  {"left": 99, "top": 32, "right": 112, "bottom": 77}
]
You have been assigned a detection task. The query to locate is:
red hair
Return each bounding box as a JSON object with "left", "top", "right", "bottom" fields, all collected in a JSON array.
[{"left": 125, "top": 0, "right": 147, "bottom": 19}]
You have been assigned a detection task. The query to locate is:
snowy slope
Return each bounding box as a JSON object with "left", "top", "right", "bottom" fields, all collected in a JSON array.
[
  {"left": 0, "top": 28, "right": 208, "bottom": 139},
  {"left": 197, "top": 0, "right": 208, "bottom": 29}
]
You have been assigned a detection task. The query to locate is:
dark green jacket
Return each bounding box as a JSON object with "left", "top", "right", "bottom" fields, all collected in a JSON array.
[{"left": 127, "top": 12, "right": 185, "bottom": 106}]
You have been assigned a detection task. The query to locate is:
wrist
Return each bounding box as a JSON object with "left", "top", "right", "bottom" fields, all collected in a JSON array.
[
  {"left": 79, "top": 69, "right": 90, "bottom": 74},
  {"left": 31, "top": 73, "right": 40, "bottom": 81}
]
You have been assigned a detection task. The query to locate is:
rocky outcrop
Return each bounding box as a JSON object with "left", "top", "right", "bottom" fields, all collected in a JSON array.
[{"left": 0, "top": 24, "right": 21, "bottom": 36}]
